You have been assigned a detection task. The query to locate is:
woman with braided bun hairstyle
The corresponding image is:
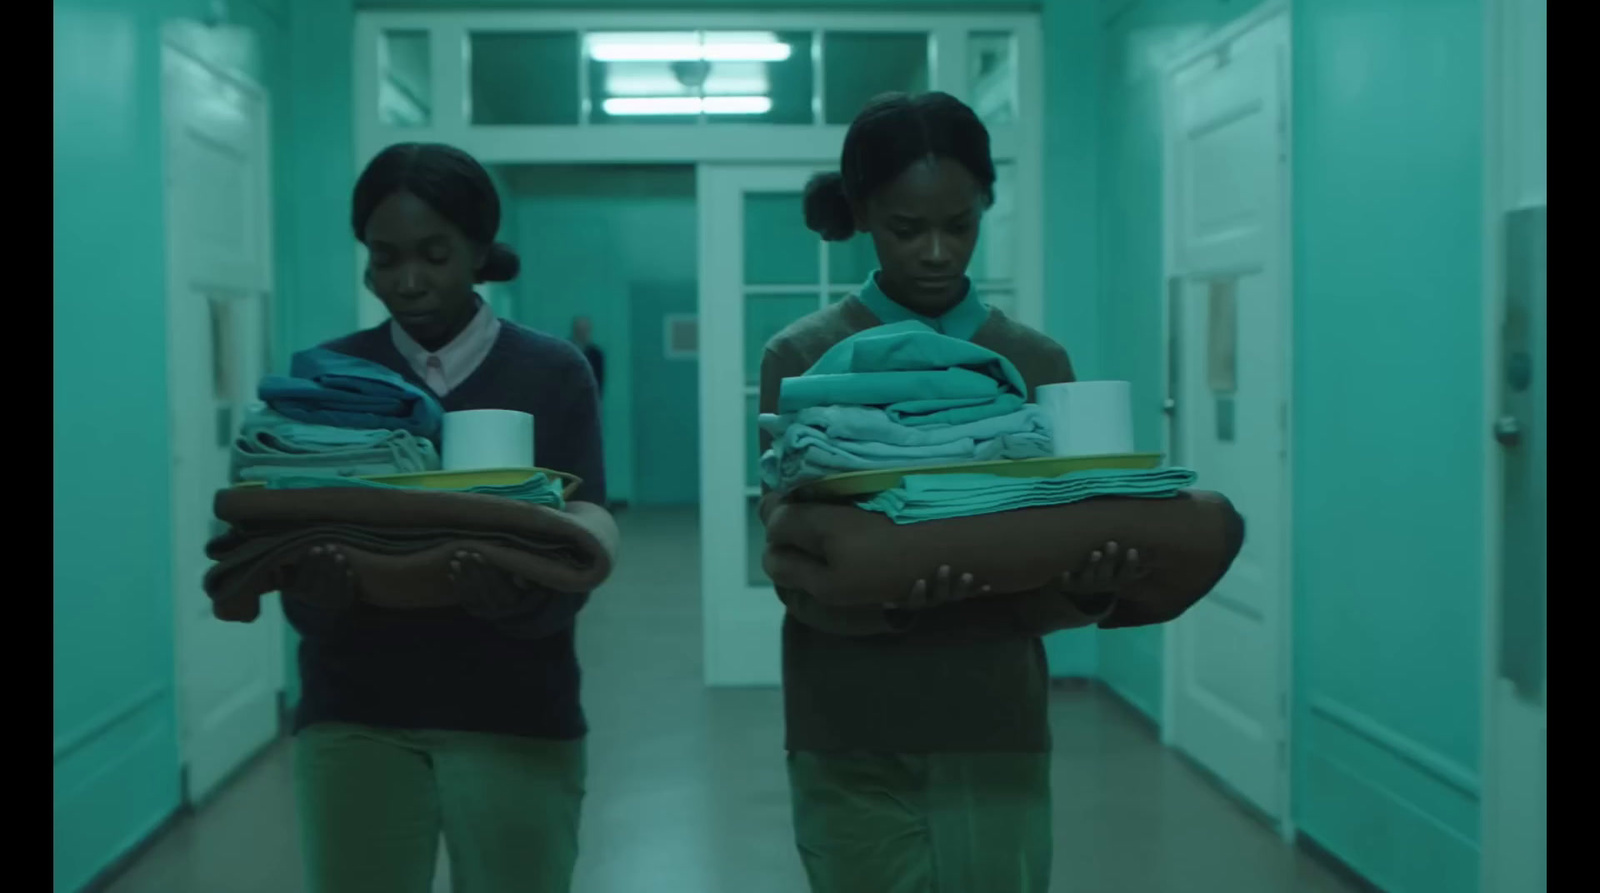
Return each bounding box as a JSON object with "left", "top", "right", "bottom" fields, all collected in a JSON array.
[
  {"left": 760, "top": 94, "right": 1143, "bottom": 893},
  {"left": 287, "top": 142, "right": 606, "bottom": 893}
]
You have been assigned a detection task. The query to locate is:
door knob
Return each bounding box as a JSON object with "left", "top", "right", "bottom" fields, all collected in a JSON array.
[
  {"left": 1493, "top": 415, "right": 1523, "bottom": 447},
  {"left": 1162, "top": 398, "right": 1177, "bottom": 415}
]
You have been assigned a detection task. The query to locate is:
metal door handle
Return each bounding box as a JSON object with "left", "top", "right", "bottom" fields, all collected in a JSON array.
[{"left": 1494, "top": 415, "right": 1523, "bottom": 447}]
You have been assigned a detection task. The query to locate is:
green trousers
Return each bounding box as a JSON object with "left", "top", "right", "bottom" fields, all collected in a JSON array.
[
  {"left": 787, "top": 751, "right": 1053, "bottom": 893},
  {"left": 294, "top": 722, "right": 586, "bottom": 893}
]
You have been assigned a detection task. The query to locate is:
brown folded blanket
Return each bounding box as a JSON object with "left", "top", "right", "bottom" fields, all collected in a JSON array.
[
  {"left": 205, "top": 487, "right": 620, "bottom": 623},
  {"left": 763, "top": 491, "right": 1244, "bottom": 629}
]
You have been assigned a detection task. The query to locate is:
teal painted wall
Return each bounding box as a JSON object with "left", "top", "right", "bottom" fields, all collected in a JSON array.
[
  {"left": 503, "top": 165, "right": 699, "bottom": 507},
  {"left": 55, "top": 5, "right": 187, "bottom": 889},
  {"left": 629, "top": 281, "right": 702, "bottom": 505},
  {"left": 1087, "top": 0, "right": 1488, "bottom": 889},
  {"left": 54, "top": 1, "right": 351, "bottom": 888},
  {"left": 1291, "top": 2, "right": 1485, "bottom": 890}
]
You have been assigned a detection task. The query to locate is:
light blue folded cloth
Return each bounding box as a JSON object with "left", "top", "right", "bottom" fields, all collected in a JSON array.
[
  {"left": 759, "top": 425, "right": 1054, "bottom": 491},
  {"left": 887, "top": 393, "right": 1028, "bottom": 427},
  {"left": 260, "top": 348, "right": 444, "bottom": 439},
  {"left": 776, "top": 321, "right": 1029, "bottom": 415},
  {"left": 761, "top": 404, "right": 1053, "bottom": 447},
  {"left": 230, "top": 407, "right": 441, "bottom": 483},
  {"left": 857, "top": 467, "right": 1200, "bottom": 524},
  {"left": 779, "top": 368, "right": 1006, "bottom": 415},
  {"left": 266, "top": 471, "right": 566, "bottom": 510}
]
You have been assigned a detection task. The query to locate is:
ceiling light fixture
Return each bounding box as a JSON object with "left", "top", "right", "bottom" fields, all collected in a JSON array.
[
  {"left": 587, "top": 32, "right": 792, "bottom": 63},
  {"left": 602, "top": 96, "right": 774, "bottom": 116}
]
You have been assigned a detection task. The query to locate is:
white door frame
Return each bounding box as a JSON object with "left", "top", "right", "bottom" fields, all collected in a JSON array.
[
  {"left": 698, "top": 164, "right": 831, "bottom": 686},
  {"left": 1157, "top": 1, "right": 1296, "bottom": 839},
  {"left": 350, "top": 8, "right": 1045, "bottom": 333},
  {"left": 1480, "top": 0, "right": 1546, "bottom": 889},
  {"left": 161, "top": 25, "right": 286, "bottom": 801}
]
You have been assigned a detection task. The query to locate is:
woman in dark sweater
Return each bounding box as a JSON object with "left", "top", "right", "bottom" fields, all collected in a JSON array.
[
  {"left": 286, "top": 143, "right": 606, "bottom": 893},
  {"left": 761, "top": 93, "right": 1143, "bottom": 893}
]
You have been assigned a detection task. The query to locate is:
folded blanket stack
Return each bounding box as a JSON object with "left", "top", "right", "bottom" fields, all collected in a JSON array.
[
  {"left": 210, "top": 348, "right": 599, "bottom": 623},
  {"left": 231, "top": 407, "right": 441, "bottom": 484},
  {"left": 759, "top": 322, "right": 1055, "bottom": 490},
  {"left": 204, "top": 486, "right": 617, "bottom": 622}
]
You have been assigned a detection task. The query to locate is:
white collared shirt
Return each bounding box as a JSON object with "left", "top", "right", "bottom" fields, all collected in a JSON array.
[{"left": 388, "top": 300, "right": 503, "bottom": 397}]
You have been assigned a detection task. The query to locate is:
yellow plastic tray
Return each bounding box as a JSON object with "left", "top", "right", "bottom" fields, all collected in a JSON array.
[
  {"left": 790, "top": 453, "right": 1165, "bottom": 500},
  {"left": 234, "top": 467, "right": 584, "bottom": 499}
]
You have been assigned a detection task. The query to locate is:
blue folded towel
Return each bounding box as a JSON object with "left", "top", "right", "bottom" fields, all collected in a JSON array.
[
  {"left": 259, "top": 348, "right": 443, "bottom": 439},
  {"left": 857, "top": 467, "right": 1200, "bottom": 524}
]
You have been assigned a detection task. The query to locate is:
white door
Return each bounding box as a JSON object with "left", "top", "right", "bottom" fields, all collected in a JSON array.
[
  {"left": 1160, "top": 10, "right": 1293, "bottom": 827},
  {"left": 698, "top": 164, "right": 830, "bottom": 687},
  {"left": 1483, "top": 1, "right": 1545, "bottom": 889},
  {"left": 163, "top": 33, "right": 285, "bottom": 804}
]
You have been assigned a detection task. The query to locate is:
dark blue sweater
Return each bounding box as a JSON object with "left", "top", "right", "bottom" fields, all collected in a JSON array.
[{"left": 284, "top": 319, "right": 607, "bottom": 740}]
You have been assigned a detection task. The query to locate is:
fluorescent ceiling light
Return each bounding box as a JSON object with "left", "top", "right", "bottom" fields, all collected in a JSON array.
[
  {"left": 588, "top": 31, "right": 791, "bottom": 63},
  {"left": 602, "top": 96, "right": 773, "bottom": 116},
  {"left": 605, "top": 70, "right": 771, "bottom": 98}
]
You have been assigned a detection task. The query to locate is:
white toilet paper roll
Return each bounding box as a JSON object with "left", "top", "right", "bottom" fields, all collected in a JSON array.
[
  {"left": 441, "top": 409, "right": 536, "bottom": 471},
  {"left": 1035, "top": 381, "right": 1134, "bottom": 458}
]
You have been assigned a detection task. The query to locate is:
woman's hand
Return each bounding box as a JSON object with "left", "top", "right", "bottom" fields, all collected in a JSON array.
[
  {"left": 450, "top": 550, "right": 535, "bottom": 621},
  {"left": 1053, "top": 541, "right": 1147, "bottom": 618},
  {"left": 886, "top": 565, "right": 991, "bottom": 611},
  {"left": 286, "top": 545, "right": 359, "bottom": 609}
]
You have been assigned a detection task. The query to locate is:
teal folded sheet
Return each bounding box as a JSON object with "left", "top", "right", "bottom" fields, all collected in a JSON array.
[
  {"left": 857, "top": 467, "right": 1200, "bottom": 525},
  {"left": 762, "top": 405, "right": 1052, "bottom": 447},
  {"left": 757, "top": 404, "right": 1056, "bottom": 490},
  {"left": 230, "top": 408, "right": 441, "bottom": 484},
  {"left": 775, "top": 321, "right": 1029, "bottom": 416},
  {"left": 778, "top": 368, "right": 1006, "bottom": 415},
  {"left": 886, "top": 393, "right": 1027, "bottom": 427},
  {"left": 266, "top": 471, "right": 566, "bottom": 510}
]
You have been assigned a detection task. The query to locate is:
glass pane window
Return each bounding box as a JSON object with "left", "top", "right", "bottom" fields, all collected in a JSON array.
[
  {"left": 822, "top": 32, "right": 929, "bottom": 124},
  {"left": 468, "top": 32, "right": 581, "bottom": 125},
  {"left": 379, "top": 31, "right": 431, "bottom": 127}
]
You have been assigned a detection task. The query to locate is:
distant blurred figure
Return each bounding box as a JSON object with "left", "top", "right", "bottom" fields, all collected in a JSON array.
[{"left": 572, "top": 315, "right": 605, "bottom": 397}]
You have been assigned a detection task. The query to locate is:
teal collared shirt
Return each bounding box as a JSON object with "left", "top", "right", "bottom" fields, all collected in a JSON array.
[{"left": 856, "top": 272, "right": 990, "bottom": 342}]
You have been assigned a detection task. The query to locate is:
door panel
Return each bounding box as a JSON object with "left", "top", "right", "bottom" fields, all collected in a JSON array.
[
  {"left": 630, "top": 281, "right": 701, "bottom": 506},
  {"left": 1164, "top": 14, "right": 1290, "bottom": 824},
  {"left": 699, "top": 165, "right": 828, "bottom": 686},
  {"left": 163, "top": 39, "right": 282, "bottom": 804}
]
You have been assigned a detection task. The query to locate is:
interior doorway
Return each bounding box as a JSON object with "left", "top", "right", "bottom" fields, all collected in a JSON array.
[
  {"left": 1159, "top": 5, "right": 1294, "bottom": 831},
  {"left": 162, "top": 25, "right": 285, "bottom": 805}
]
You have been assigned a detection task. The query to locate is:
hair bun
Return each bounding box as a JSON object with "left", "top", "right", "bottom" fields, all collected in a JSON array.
[
  {"left": 479, "top": 242, "right": 521, "bottom": 283},
  {"left": 802, "top": 171, "right": 856, "bottom": 242}
]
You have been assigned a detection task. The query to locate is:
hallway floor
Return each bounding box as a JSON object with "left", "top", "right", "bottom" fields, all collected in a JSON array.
[{"left": 100, "top": 508, "right": 1367, "bottom": 893}]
